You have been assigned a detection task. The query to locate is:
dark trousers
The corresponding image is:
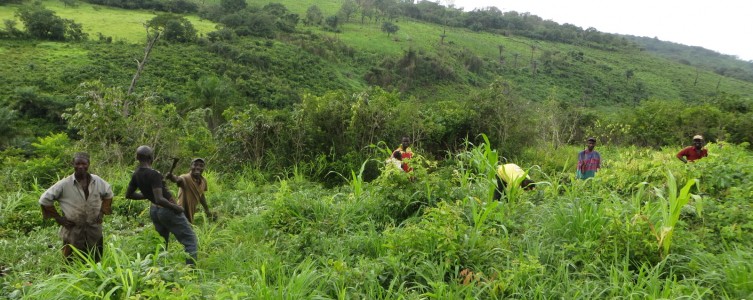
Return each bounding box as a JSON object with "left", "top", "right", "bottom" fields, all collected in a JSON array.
[
  {"left": 149, "top": 206, "right": 198, "bottom": 265},
  {"left": 63, "top": 236, "right": 103, "bottom": 263}
]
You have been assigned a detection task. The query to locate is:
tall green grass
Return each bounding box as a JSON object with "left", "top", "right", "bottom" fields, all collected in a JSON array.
[{"left": 4, "top": 142, "right": 753, "bottom": 298}]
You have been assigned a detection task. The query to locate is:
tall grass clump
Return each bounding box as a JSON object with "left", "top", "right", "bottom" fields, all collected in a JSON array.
[
  {"left": 653, "top": 170, "right": 699, "bottom": 258},
  {"left": 19, "top": 246, "right": 200, "bottom": 299}
]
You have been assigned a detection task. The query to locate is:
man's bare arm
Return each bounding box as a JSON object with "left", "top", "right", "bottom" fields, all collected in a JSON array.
[
  {"left": 125, "top": 184, "right": 144, "bottom": 200},
  {"left": 165, "top": 173, "right": 185, "bottom": 188}
]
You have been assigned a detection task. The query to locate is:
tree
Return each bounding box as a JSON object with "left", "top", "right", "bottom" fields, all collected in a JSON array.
[
  {"left": 163, "top": 18, "right": 195, "bottom": 42},
  {"left": 189, "top": 75, "right": 235, "bottom": 130},
  {"left": 244, "top": 12, "right": 276, "bottom": 38},
  {"left": 625, "top": 69, "right": 634, "bottom": 86},
  {"left": 16, "top": 5, "right": 67, "bottom": 40},
  {"left": 2, "top": 20, "right": 24, "bottom": 38},
  {"left": 304, "top": 5, "right": 323, "bottom": 26},
  {"left": 359, "top": 0, "right": 375, "bottom": 24},
  {"left": 146, "top": 14, "right": 197, "bottom": 43},
  {"left": 60, "top": 0, "right": 78, "bottom": 7},
  {"left": 324, "top": 15, "right": 340, "bottom": 32},
  {"left": 497, "top": 44, "right": 504, "bottom": 63},
  {"left": 15, "top": 5, "right": 86, "bottom": 41},
  {"left": 165, "top": 0, "right": 198, "bottom": 13},
  {"left": 381, "top": 21, "right": 398, "bottom": 37},
  {"left": 263, "top": 3, "right": 298, "bottom": 33},
  {"left": 338, "top": 0, "right": 358, "bottom": 23},
  {"left": 220, "top": 0, "right": 246, "bottom": 13},
  {"left": 63, "top": 18, "right": 87, "bottom": 41},
  {"left": 127, "top": 26, "right": 161, "bottom": 98}
]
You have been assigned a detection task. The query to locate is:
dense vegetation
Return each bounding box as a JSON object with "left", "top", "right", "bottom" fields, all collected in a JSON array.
[
  {"left": 3, "top": 135, "right": 753, "bottom": 298},
  {"left": 2, "top": 0, "right": 753, "bottom": 298}
]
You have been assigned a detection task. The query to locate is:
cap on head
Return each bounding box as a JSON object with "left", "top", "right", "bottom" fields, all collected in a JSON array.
[
  {"left": 586, "top": 137, "right": 597, "bottom": 142},
  {"left": 191, "top": 158, "right": 205, "bottom": 165},
  {"left": 136, "top": 145, "right": 154, "bottom": 161},
  {"left": 693, "top": 135, "right": 704, "bottom": 140}
]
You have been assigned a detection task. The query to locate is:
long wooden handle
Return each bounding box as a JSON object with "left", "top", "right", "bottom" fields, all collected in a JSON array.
[{"left": 168, "top": 157, "right": 180, "bottom": 174}]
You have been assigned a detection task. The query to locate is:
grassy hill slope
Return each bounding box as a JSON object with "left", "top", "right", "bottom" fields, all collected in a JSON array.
[
  {"left": 0, "top": 0, "right": 216, "bottom": 42},
  {"left": 2, "top": 0, "right": 752, "bottom": 107}
]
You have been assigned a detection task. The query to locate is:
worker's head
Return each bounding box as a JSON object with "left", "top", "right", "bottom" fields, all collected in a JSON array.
[
  {"left": 586, "top": 137, "right": 597, "bottom": 151},
  {"left": 190, "top": 158, "right": 205, "bottom": 178},
  {"left": 522, "top": 179, "right": 536, "bottom": 191},
  {"left": 136, "top": 145, "right": 154, "bottom": 163},
  {"left": 72, "top": 152, "right": 90, "bottom": 177},
  {"left": 692, "top": 135, "right": 704, "bottom": 149},
  {"left": 401, "top": 136, "right": 411, "bottom": 149}
]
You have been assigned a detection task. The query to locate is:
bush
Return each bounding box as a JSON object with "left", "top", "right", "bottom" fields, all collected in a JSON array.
[{"left": 15, "top": 4, "right": 87, "bottom": 41}]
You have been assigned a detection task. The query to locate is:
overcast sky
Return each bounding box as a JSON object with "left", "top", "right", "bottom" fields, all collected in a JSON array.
[{"left": 446, "top": 0, "right": 753, "bottom": 61}]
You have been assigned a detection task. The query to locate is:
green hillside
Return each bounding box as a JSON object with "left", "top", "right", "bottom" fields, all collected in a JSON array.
[{"left": 4, "top": 0, "right": 753, "bottom": 298}]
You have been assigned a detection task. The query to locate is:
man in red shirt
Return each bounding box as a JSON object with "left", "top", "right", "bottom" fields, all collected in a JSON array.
[{"left": 677, "top": 135, "right": 708, "bottom": 163}]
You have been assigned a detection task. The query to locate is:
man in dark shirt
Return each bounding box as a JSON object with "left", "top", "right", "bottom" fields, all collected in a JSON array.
[{"left": 125, "top": 145, "right": 198, "bottom": 265}]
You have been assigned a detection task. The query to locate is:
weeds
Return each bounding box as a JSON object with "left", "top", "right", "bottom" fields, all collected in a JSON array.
[{"left": 4, "top": 142, "right": 753, "bottom": 298}]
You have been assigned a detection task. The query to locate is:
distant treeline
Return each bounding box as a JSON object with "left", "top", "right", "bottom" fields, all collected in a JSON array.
[
  {"left": 37, "top": 0, "right": 638, "bottom": 51},
  {"left": 627, "top": 35, "right": 753, "bottom": 83},
  {"left": 82, "top": 0, "right": 198, "bottom": 13},
  {"left": 397, "top": 1, "right": 634, "bottom": 50}
]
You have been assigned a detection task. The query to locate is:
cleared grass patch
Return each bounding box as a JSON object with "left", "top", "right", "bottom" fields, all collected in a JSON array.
[{"left": 0, "top": 0, "right": 217, "bottom": 43}]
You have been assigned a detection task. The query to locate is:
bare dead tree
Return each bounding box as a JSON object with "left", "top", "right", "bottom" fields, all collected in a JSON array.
[
  {"left": 529, "top": 44, "right": 536, "bottom": 67},
  {"left": 693, "top": 68, "right": 699, "bottom": 86},
  {"left": 125, "top": 26, "right": 161, "bottom": 115},
  {"left": 531, "top": 60, "right": 538, "bottom": 77},
  {"left": 498, "top": 44, "right": 504, "bottom": 64}
]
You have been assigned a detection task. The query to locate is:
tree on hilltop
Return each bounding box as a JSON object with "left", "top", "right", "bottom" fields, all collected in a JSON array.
[
  {"left": 381, "top": 21, "right": 398, "bottom": 37},
  {"left": 15, "top": 5, "right": 87, "bottom": 41},
  {"left": 338, "top": 0, "right": 358, "bottom": 23},
  {"left": 304, "top": 5, "right": 323, "bottom": 26},
  {"left": 220, "top": 0, "right": 246, "bottom": 13},
  {"left": 147, "top": 14, "right": 197, "bottom": 43}
]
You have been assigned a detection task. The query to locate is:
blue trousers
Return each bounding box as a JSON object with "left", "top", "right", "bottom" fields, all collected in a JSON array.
[{"left": 150, "top": 206, "right": 198, "bottom": 265}]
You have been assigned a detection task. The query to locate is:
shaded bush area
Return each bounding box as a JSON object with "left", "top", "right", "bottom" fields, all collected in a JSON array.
[
  {"left": 12, "top": 4, "right": 87, "bottom": 41},
  {"left": 199, "top": 2, "right": 299, "bottom": 38},
  {"left": 83, "top": 0, "right": 197, "bottom": 13}
]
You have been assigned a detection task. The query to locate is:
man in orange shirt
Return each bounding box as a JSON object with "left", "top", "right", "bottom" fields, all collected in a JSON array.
[{"left": 677, "top": 135, "right": 708, "bottom": 163}]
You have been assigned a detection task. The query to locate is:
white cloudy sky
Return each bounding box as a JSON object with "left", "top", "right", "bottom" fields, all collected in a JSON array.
[{"left": 446, "top": 0, "right": 753, "bottom": 61}]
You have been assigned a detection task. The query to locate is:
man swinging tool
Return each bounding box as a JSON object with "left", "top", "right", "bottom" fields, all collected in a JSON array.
[{"left": 166, "top": 158, "right": 215, "bottom": 224}]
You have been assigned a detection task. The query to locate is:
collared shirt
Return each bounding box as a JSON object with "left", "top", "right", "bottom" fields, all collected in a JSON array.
[
  {"left": 176, "top": 173, "right": 208, "bottom": 223},
  {"left": 39, "top": 173, "right": 113, "bottom": 239},
  {"left": 677, "top": 146, "right": 708, "bottom": 162},
  {"left": 577, "top": 150, "right": 601, "bottom": 179}
]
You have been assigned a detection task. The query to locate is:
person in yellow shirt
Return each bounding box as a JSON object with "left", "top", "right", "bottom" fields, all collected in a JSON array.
[{"left": 493, "top": 163, "right": 534, "bottom": 200}]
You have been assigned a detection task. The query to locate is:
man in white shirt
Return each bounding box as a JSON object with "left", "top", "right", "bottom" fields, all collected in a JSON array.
[{"left": 39, "top": 152, "right": 113, "bottom": 262}]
